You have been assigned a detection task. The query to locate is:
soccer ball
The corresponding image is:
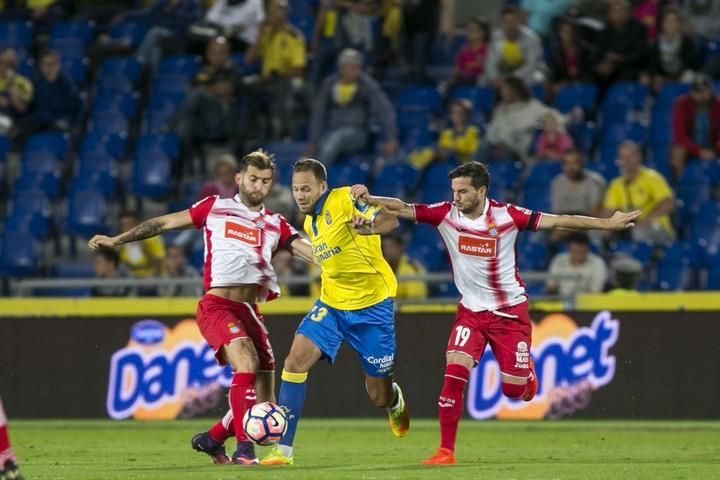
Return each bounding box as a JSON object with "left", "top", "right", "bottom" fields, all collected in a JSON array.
[{"left": 242, "top": 401, "right": 288, "bottom": 446}]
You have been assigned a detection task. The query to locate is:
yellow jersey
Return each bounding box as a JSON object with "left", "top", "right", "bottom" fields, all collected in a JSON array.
[
  {"left": 258, "top": 25, "right": 307, "bottom": 79},
  {"left": 304, "top": 187, "right": 397, "bottom": 310}
]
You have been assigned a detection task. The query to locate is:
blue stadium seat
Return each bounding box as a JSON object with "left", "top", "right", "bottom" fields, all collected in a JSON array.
[
  {"left": 5, "top": 189, "right": 52, "bottom": 240},
  {"left": 290, "top": 15, "right": 314, "bottom": 42},
  {"left": 151, "top": 56, "right": 201, "bottom": 95},
  {"left": 0, "top": 231, "right": 39, "bottom": 276},
  {"left": 60, "top": 57, "right": 89, "bottom": 87},
  {"left": 88, "top": 111, "right": 129, "bottom": 136},
  {"left": 24, "top": 132, "right": 70, "bottom": 159},
  {"left": 0, "top": 135, "right": 10, "bottom": 164},
  {"left": 702, "top": 247, "right": 720, "bottom": 289},
  {"left": 600, "top": 122, "right": 647, "bottom": 166},
  {"left": 143, "top": 92, "right": 184, "bottom": 134},
  {"left": 488, "top": 161, "right": 522, "bottom": 190},
  {"left": 407, "top": 224, "right": 446, "bottom": 271},
  {"left": 93, "top": 92, "right": 139, "bottom": 118},
  {"left": 655, "top": 241, "right": 698, "bottom": 291},
  {"left": 429, "top": 34, "right": 465, "bottom": 66},
  {"left": 655, "top": 83, "right": 690, "bottom": 109},
  {"left": 521, "top": 186, "right": 551, "bottom": 213},
  {"left": 608, "top": 240, "right": 654, "bottom": 264},
  {"left": 54, "top": 261, "right": 94, "bottom": 278},
  {"left": 327, "top": 161, "right": 371, "bottom": 186},
  {"left": 524, "top": 162, "right": 562, "bottom": 188},
  {"left": 67, "top": 190, "right": 108, "bottom": 236},
  {"left": 553, "top": 83, "right": 598, "bottom": 114},
  {"left": 108, "top": 21, "right": 148, "bottom": 49},
  {"left": 397, "top": 86, "right": 443, "bottom": 114},
  {"left": 0, "top": 21, "right": 33, "bottom": 49},
  {"left": 400, "top": 126, "right": 436, "bottom": 151},
  {"left": 131, "top": 134, "right": 179, "bottom": 199},
  {"left": 676, "top": 162, "right": 713, "bottom": 227},
  {"left": 567, "top": 121, "right": 597, "bottom": 155},
  {"left": 451, "top": 86, "right": 496, "bottom": 117},
  {"left": 602, "top": 83, "right": 648, "bottom": 128},
  {"left": 74, "top": 151, "right": 120, "bottom": 198},
  {"left": 691, "top": 201, "right": 720, "bottom": 247},
  {"left": 13, "top": 172, "right": 61, "bottom": 200},
  {"left": 372, "top": 163, "right": 419, "bottom": 197},
  {"left": 517, "top": 240, "right": 548, "bottom": 271},
  {"left": 96, "top": 56, "right": 143, "bottom": 95},
  {"left": 79, "top": 132, "right": 127, "bottom": 161},
  {"left": 48, "top": 20, "right": 95, "bottom": 60}
]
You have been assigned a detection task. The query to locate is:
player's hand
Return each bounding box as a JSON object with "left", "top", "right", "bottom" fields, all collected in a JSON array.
[
  {"left": 352, "top": 215, "right": 374, "bottom": 235},
  {"left": 606, "top": 210, "right": 642, "bottom": 230},
  {"left": 350, "top": 184, "right": 369, "bottom": 202},
  {"left": 88, "top": 235, "right": 117, "bottom": 251}
]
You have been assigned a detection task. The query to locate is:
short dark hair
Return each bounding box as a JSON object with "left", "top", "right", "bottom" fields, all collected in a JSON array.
[
  {"left": 450, "top": 98, "right": 473, "bottom": 117},
  {"left": 239, "top": 149, "right": 275, "bottom": 173},
  {"left": 567, "top": 232, "right": 590, "bottom": 246},
  {"left": 467, "top": 16, "right": 490, "bottom": 40},
  {"left": 95, "top": 247, "right": 119, "bottom": 266},
  {"left": 563, "top": 148, "right": 584, "bottom": 162},
  {"left": 293, "top": 158, "right": 327, "bottom": 181},
  {"left": 448, "top": 161, "right": 491, "bottom": 190},
  {"left": 501, "top": 5, "right": 520, "bottom": 16}
]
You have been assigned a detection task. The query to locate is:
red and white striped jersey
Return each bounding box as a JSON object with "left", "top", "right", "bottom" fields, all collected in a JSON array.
[
  {"left": 413, "top": 198, "right": 543, "bottom": 312},
  {"left": 189, "top": 195, "right": 299, "bottom": 301}
]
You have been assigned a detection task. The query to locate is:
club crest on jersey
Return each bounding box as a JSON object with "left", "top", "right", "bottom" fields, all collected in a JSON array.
[
  {"left": 255, "top": 220, "right": 265, "bottom": 229},
  {"left": 325, "top": 210, "right": 332, "bottom": 225},
  {"left": 227, "top": 323, "right": 240, "bottom": 334},
  {"left": 458, "top": 236, "right": 497, "bottom": 258},
  {"left": 488, "top": 223, "right": 498, "bottom": 237}
]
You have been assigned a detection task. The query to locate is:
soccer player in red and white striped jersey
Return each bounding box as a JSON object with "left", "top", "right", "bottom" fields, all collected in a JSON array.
[
  {"left": 89, "top": 151, "right": 315, "bottom": 466},
  {"left": 351, "top": 161, "right": 640, "bottom": 465},
  {"left": 0, "top": 396, "right": 23, "bottom": 479}
]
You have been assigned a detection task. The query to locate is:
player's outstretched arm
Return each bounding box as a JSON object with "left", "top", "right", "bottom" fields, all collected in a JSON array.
[
  {"left": 88, "top": 210, "right": 194, "bottom": 251},
  {"left": 537, "top": 210, "right": 642, "bottom": 231},
  {"left": 350, "top": 184, "right": 416, "bottom": 221},
  {"left": 290, "top": 238, "right": 319, "bottom": 265},
  {"left": 352, "top": 210, "right": 400, "bottom": 235}
]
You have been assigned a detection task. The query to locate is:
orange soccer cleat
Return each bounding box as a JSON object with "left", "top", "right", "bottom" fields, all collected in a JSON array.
[
  {"left": 422, "top": 447, "right": 456, "bottom": 465},
  {"left": 522, "top": 357, "right": 538, "bottom": 402}
]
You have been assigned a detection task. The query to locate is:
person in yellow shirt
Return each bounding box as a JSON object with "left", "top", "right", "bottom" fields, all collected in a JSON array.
[
  {"left": 438, "top": 99, "right": 480, "bottom": 163},
  {"left": 261, "top": 158, "right": 410, "bottom": 466},
  {"left": 381, "top": 234, "right": 428, "bottom": 299},
  {"left": 0, "top": 49, "right": 33, "bottom": 122},
  {"left": 246, "top": 0, "right": 307, "bottom": 138},
  {"left": 602, "top": 141, "right": 676, "bottom": 245},
  {"left": 117, "top": 211, "right": 166, "bottom": 278}
]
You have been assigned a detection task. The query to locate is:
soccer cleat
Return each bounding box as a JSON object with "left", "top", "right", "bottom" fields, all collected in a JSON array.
[
  {"left": 387, "top": 383, "right": 410, "bottom": 438},
  {"left": 232, "top": 441, "right": 260, "bottom": 465},
  {"left": 422, "top": 447, "right": 456, "bottom": 465},
  {"left": 260, "top": 446, "right": 294, "bottom": 465},
  {"left": 0, "top": 460, "right": 24, "bottom": 480},
  {"left": 522, "top": 357, "right": 538, "bottom": 402},
  {"left": 191, "top": 432, "right": 231, "bottom": 464}
]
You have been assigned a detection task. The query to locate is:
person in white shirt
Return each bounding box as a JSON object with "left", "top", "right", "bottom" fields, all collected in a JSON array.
[{"left": 545, "top": 232, "right": 608, "bottom": 296}]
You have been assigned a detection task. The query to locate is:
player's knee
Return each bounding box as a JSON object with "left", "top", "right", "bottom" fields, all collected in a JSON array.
[
  {"left": 224, "top": 339, "right": 259, "bottom": 373},
  {"left": 501, "top": 382, "right": 526, "bottom": 399},
  {"left": 283, "top": 353, "right": 310, "bottom": 375},
  {"left": 367, "top": 387, "right": 392, "bottom": 408}
]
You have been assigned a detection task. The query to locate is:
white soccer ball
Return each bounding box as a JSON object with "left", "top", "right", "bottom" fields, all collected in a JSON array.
[{"left": 242, "top": 401, "right": 288, "bottom": 446}]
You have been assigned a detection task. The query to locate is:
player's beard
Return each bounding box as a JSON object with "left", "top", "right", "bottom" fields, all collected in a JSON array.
[
  {"left": 458, "top": 196, "right": 481, "bottom": 215},
  {"left": 239, "top": 188, "right": 264, "bottom": 208}
]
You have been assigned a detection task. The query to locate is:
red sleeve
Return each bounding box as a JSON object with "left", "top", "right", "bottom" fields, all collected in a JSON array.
[
  {"left": 188, "top": 195, "right": 217, "bottom": 229},
  {"left": 278, "top": 215, "right": 300, "bottom": 251},
  {"left": 672, "top": 97, "right": 700, "bottom": 157},
  {"left": 507, "top": 203, "right": 542, "bottom": 231},
  {"left": 412, "top": 202, "right": 452, "bottom": 226}
]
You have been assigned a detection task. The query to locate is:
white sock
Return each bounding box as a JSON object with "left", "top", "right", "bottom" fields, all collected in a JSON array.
[{"left": 279, "top": 444, "right": 293, "bottom": 457}]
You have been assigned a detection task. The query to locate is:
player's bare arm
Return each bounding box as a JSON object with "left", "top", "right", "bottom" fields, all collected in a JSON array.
[
  {"left": 290, "top": 238, "right": 319, "bottom": 265},
  {"left": 88, "top": 210, "right": 194, "bottom": 250},
  {"left": 350, "top": 184, "right": 416, "bottom": 221},
  {"left": 538, "top": 209, "right": 642, "bottom": 231},
  {"left": 351, "top": 210, "right": 400, "bottom": 235}
]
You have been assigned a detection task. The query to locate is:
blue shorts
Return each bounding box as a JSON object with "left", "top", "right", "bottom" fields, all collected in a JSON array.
[{"left": 296, "top": 298, "right": 396, "bottom": 378}]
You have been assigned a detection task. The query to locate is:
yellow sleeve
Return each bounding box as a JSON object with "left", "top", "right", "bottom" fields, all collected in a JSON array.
[
  {"left": 290, "top": 34, "right": 307, "bottom": 69},
  {"left": 455, "top": 127, "right": 480, "bottom": 158},
  {"left": 438, "top": 129, "right": 453, "bottom": 150},
  {"left": 603, "top": 180, "right": 623, "bottom": 211},
  {"left": 646, "top": 170, "right": 673, "bottom": 202},
  {"left": 16, "top": 76, "right": 33, "bottom": 102},
  {"left": 143, "top": 236, "right": 166, "bottom": 260}
]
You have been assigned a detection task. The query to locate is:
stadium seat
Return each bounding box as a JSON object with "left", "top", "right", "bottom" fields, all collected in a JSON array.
[
  {"left": 0, "top": 21, "right": 33, "bottom": 50},
  {"left": 599, "top": 122, "right": 647, "bottom": 166},
  {"left": 521, "top": 186, "right": 551, "bottom": 212},
  {"left": 79, "top": 132, "right": 128, "bottom": 161},
  {"left": 290, "top": 15, "right": 315, "bottom": 43},
  {"left": 96, "top": 56, "right": 143, "bottom": 95},
  {"left": 0, "top": 135, "right": 10, "bottom": 164},
  {"left": 450, "top": 86, "right": 496, "bottom": 118},
  {"left": 53, "top": 261, "right": 94, "bottom": 278},
  {"left": 400, "top": 126, "right": 436, "bottom": 151},
  {"left": 372, "top": 163, "right": 419, "bottom": 197},
  {"left": 0, "top": 231, "right": 39, "bottom": 276},
  {"left": 5, "top": 189, "right": 52, "bottom": 240},
  {"left": 108, "top": 21, "right": 148, "bottom": 49},
  {"left": 691, "top": 201, "right": 720, "bottom": 247},
  {"left": 88, "top": 111, "right": 129, "bottom": 136},
  {"left": 397, "top": 86, "right": 443, "bottom": 114},
  {"left": 407, "top": 224, "right": 446, "bottom": 271},
  {"left": 142, "top": 92, "right": 184, "bottom": 133},
  {"left": 48, "top": 20, "right": 95, "bottom": 60},
  {"left": 601, "top": 82, "right": 648, "bottom": 128},
  {"left": 24, "top": 132, "right": 70, "bottom": 159},
  {"left": 60, "top": 57, "right": 89, "bottom": 87},
  {"left": 67, "top": 190, "right": 108, "bottom": 236},
  {"left": 553, "top": 83, "right": 598, "bottom": 114},
  {"left": 488, "top": 161, "right": 522, "bottom": 190},
  {"left": 702, "top": 247, "right": 720, "bottom": 289},
  {"left": 93, "top": 92, "right": 139, "bottom": 118},
  {"left": 327, "top": 161, "right": 371, "bottom": 186},
  {"left": 517, "top": 240, "right": 548, "bottom": 271},
  {"left": 655, "top": 242, "right": 698, "bottom": 291},
  {"left": 567, "top": 121, "right": 597, "bottom": 155},
  {"left": 524, "top": 162, "right": 562, "bottom": 188},
  {"left": 608, "top": 240, "right": 654, "bottom": 264},
  {"left": 151, "top": 55, "right": 202, "bottom": 95},
  {"left": 74, "top": 150, "right": 120, "bottom": 198},
  {"left": 131, "top": 134, "right": 179, "bottom": 200},
  {"left": 13, "top": 172, "right": 61, "bottom": 200}
]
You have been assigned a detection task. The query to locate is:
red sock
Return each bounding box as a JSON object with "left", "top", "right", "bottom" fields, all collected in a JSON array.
[
  {"left": 438, "top": 364, "right": 470, "bottom": 452},
  {"left": 229, "top": 372, "right": 257, "bottom": 444},
  {"left": 208, "top": 409, "right": 235, "bottom": 444}
]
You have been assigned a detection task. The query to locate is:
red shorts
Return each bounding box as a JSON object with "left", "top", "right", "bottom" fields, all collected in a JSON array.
[
  {"left": 196, "top": 293, "right": 275, "bottom": 371},
  {"left": 447, "top": 301, "right": 532, "bottom": 379}
]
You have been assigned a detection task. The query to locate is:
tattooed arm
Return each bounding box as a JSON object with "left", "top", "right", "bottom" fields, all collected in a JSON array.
[{"left": 88, "top": 211, "right": 194, "bottom": 251}]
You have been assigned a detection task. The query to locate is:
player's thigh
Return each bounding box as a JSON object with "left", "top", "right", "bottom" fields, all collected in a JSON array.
[
  {"left": 196, "top": 295, "right": 254, "bottom": 367},
  {"left": 222, "top": 337, "right": 259, "bottom": 372},
  {"left": 485, "top": 302, "right": 533, "bottom": 382},
  {"left": 255, "top": 370, "right": 275, "bottom": 403},
  {"left": 344, "top": 299, "right": 397, "bottom": 378},
  {"left": 291, "top": 300, "right": 344, "bottom": 371},
  {"left": 446, "top": 304, "right": 488, "bottom": 366},
  {"left": 236, "top": 304, "right": 276, "bottom": 372}
]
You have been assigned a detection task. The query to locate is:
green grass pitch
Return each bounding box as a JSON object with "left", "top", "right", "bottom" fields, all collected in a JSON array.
[{"left": 11, "top": 419, "right": 720, "bottom": 480}]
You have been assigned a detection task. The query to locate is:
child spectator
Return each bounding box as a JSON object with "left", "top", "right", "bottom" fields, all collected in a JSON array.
[
  {"left": 437, "top": 99, "right": 481, "bottom": 163},
  {"left": 452, "top": 17, "right": 490, "bottom": 86},
  {"left": 535, "top": 110, "right": 574, "bottom": 161}
]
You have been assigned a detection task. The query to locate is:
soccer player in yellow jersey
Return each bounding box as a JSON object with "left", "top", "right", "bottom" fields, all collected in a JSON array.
[{"left": 262, "top": 158, "right": 410, "bottom": 465}]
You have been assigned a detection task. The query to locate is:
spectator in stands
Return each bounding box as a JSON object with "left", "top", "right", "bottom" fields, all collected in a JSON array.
[
  {"left": 594, "top": 0, "right": 648, "bottom": 90},
  {"left": 485, "top": 5, "right": 546, "bottom": 85},
  {"left": 92, "top": 247, "right": 133, "bottom": 297},
  {"left": 0, "top": 49, "right": 33, "bottom": 134},
  {"left": 117, "top": 211, "right": 166, "bottom": 279},
  {"left": 603, "top": 141, "right": 675, "bottom": 244},
  {"left": 198, "top": 154, "right": 239, "bottom": 199},
  {"left": 643, "top": 6, "right": 696, "bottom": 94},
  {"left": 15, "top": 51, "right": 80, "bottom": 143},
  {"left": 520, "top": 0, "right": 574, "bottom": 38},
  {"left": 632, "top": 0, "right": 662, "bottom": 41},
  {"left": 124, "top": 0, "right": 202, "bottom": 72},
  {"left": 682, "top": 0, "right": 720, "bottom": 41},
  {"left": 483, "top": 76, "right": 550, "bottom": 162},
  {"left": 27, "top": 0, "right": 68, "bottom": 35},
  {"left": 171, "top": 36, "right": 244, "bottom": 174},
  {"left": 551, "top": 149, "right": 606, "bottom": 216},
  {"left": 545, "top": 233, "right": 608, "bottom": 296},
  {"left": 245, "top": 0, "right": 307, "bottom": 139},
  {"left": 436, "top": 99, "right": 480, "bottom": 164},
  {"left": 310, "top": 0, "right": 380, "bottom": 86},
  {"left": 381, "top": 234, "right": 428, "bottom": 299},
  {"left": 670, "top": 74, "right": 720, "bottom": 178},
  {"left": 158, "top": 245, "right": 202, "bottom": 297},
  {"left": 307, "top": 48, "right": 397, "bottom": 166},
  {"left": 534, "top": 111, "right": 574, "bottom": 162},
  {"left": 547, "top": 17, "right": 592, "bottom": 94},
  {"left": 402, "top": 0, "right": 448, "bottom": 84},
  {"left": 200, "top": 0, "right": 265, "bottom": 51},
  {"left": 608, "top": 255, "right": 643, "bottom": 293},
  {"left": 449, "top": 17, "right": 490, "bottom": 88}
]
